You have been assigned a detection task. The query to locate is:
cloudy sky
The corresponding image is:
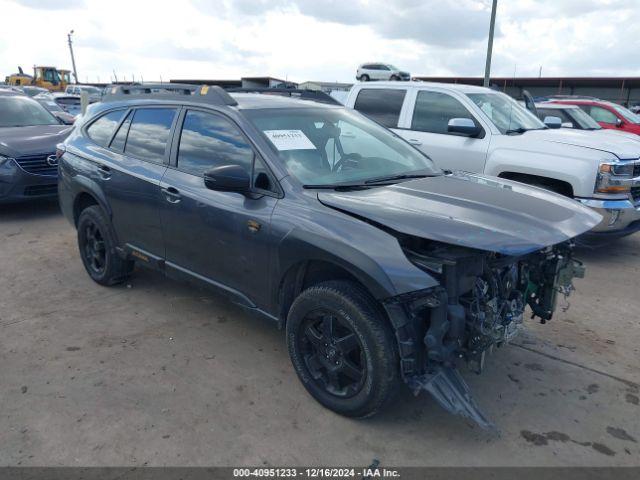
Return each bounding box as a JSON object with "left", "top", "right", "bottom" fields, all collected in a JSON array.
[{"left": 1, "top": 0, "right": 638, "bottom": 84}]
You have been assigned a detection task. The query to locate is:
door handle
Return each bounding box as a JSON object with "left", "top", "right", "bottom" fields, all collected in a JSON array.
[
  {"left": 407, "top": 139, "right": 422, "bottom": 146},
  {"left": 97, "top": 164, "right": 112, "bottom": 180},
  {"left": 161, "top": 186, "right": 181, "bottom": 203}
]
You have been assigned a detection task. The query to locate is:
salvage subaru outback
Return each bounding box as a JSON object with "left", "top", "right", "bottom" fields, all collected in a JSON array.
[{"left": 58, "top": 85, "right": 601, "bottom": 428}]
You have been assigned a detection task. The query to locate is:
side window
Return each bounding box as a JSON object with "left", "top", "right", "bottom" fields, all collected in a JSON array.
[
  {"left": 589, "top": 106, "right": 618, "bottom": 124},
  {"left": 412, "top": 90, "right": 478, "bottom": 135},
  {"left": 109, "top": 111, "right": 132, "bottom": 152},
  {"left": 353, "top": 88, "right": 406, "bottom": 128},
  {"left": 539, "top": 109, "right": 571, "bottom": 125},
  {"left": 124, "top": 108, "right": 177, "bottom": 163},
  {"left": 86, "top": 110, "right": 126, "bottom": 147},
  {"left": 177, "top": 110, "right": 254, "bottom": 177}
]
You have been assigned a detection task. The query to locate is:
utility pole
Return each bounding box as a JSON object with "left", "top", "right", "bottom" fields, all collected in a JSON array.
[
  {"left": 483, "top": 0, "right": 498, "bottom": 87},
  {"left": 68, "top": 30, "right": 79, "bottom": 84}
]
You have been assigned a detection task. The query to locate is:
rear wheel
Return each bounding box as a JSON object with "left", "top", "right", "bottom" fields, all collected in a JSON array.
[
  {"left": 360, "top": 74, "right": 370, "bottom": 82},
  {"left": 286, "top": 281, "right": 400, "bottom": 418},
  {"left": 77, "top": 205, "right": 133, "bottom": 286}
]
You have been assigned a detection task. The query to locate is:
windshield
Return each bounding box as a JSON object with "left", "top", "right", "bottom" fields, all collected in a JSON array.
[
  {"left": 612, "top": 104, "right": 640, "bottom": 124},
  {"left": 0, "top": 96, "right": 58, "bottom": 127},
  {"left": 245, "top": 107, "right": 439, "bottom": 186},
  {"left": 467, "top": 92, "right": 545, "bottom": 134},
  {"left": 568, "top": 107, "right": 602, "bottom": 129}
]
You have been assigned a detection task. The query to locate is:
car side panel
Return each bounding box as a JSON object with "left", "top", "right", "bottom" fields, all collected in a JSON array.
[{"left": 267, "top": 181, "right": 439, "bottom": 314}]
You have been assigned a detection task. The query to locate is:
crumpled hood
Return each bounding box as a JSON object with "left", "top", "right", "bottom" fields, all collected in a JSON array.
[
  {"left": 523, "top": 128, "right": 640, "bottom": 160},
  {"left": 0, "top": 125, "right": 72, "bottom": 157},
  {"left": 318, "top": 173, "right": 602, "bottom": 255}
]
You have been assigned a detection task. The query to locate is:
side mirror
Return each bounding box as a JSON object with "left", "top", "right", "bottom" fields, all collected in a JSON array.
[
  {"left": 543, "top": 116, "right": 562, "bottom": 129},
  {"left": 616, "top": 117, "right": 624, "bottom": 127},
  {"left": 447, "top": 118, "right": 481, "bottom": 137},
  {"left": 204, "top": 164, "right": 251, "bottom": 193}
]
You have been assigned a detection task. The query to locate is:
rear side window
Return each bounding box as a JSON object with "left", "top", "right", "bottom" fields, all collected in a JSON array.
[
  {"left": 125, "top": 108, "right": 177, "bottom": 163},
  {"left": 109, "top": 111, "right": 132, "bottom": 152},
  {"left": 177, "top": 110, "right": 254, "bottom": 176},
  {"left": 411, "top": 90, "right": 478, "bottom": 134},
  {"left": 86, "top": 110, "right": 126, "bottom": 147},
  {"left": 353, "top": 88, "right": 406, "bottom": 128}
]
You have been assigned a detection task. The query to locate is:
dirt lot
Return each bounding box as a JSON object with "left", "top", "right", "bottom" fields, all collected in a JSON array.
[{"left": 1, "top": 201, "right": 639, "bottom": 467}]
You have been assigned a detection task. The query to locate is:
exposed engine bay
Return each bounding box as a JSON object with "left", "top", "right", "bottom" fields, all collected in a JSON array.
[{"left": 384, "top": 235, "right": 585, "bottom": 429}]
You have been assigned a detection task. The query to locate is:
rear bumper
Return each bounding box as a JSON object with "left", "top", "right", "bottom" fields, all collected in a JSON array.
[
  {"left": 0, "top": 158, "right": 58, "bottom": 204},
  {"left": 576, "top": 197, "right": 640, "bottom": 240}
]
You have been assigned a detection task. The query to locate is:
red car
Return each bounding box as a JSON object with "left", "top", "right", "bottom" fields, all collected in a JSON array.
[{"left": 551, "top": 99, "right": 640, "bottom": 136}]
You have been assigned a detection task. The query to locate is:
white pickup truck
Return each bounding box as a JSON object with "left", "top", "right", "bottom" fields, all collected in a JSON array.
[{"left": 344, "top": 82, "right": 640, "bottom": 240}]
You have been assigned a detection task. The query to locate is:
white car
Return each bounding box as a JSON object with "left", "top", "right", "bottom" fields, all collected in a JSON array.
[
  {"left": 356, "top": 63, "right": 410, "bottom": 82},
  {"left": 345, "top": 81, "right": 640, "bottom": 240},
  {"left": 64, "top": 84, "right": 102, "bottom": 102}
]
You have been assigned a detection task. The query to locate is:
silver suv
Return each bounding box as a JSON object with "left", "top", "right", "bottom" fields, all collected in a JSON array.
[{"left": 356, "top": 63, "right": 410, "bottom": 82}]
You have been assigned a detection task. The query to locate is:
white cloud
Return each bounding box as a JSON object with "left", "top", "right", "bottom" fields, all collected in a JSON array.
[{"left": 1, "top": 0, "right": 638, "bottom": 84}]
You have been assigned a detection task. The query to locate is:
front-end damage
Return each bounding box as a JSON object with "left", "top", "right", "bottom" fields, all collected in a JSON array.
[{"left": 382, "top": 235, "right": 585, "bottom": 429}]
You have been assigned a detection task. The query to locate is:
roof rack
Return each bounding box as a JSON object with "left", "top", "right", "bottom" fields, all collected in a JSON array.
[
  {"left": 102, "top": 84, "right": 238, "bottom": 106},
  {"left": 226, "top": 88, "right": 341, "bottom": 105}
]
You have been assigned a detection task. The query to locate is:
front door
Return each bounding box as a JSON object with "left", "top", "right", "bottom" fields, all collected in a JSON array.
[
  {"left": 159, "top": 109, "right": 278, "bottom": 308},
  {"left": 395, "top": 89, "right": 490, "bottom": 173}
]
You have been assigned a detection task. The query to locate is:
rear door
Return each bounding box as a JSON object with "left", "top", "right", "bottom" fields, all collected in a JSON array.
[
  {"left": 396, "top": 88, "right": 490, "bottom": 173},
  {"left": 352, "top": 87, "right": 408, "bottom": 128},
  {"left": 159, "top": 108, "right": 279, "bottom": 308},
  {"left": 103, "top": 106, "right": 178, "bottom": 258}
]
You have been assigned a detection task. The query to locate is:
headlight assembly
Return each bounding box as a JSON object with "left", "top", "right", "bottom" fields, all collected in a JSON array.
[{"left": 595, "top": 160, "right": 637, "bottom": 194}]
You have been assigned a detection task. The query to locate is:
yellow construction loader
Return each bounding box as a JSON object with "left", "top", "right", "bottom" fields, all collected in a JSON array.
[{"left": 5, "top": 66, "right": 71, "bottom": 92}]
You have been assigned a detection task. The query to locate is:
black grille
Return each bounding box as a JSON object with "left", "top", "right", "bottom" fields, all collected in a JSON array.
[
  {"left": 634, "top": 163, "right": 640, "bottom": 177},
  {"left": 632, "top": 186, "right": 640, "bottom": 202},
  {"left": 14, "top": 154, "right": 57, "bottom": 176},
  {"left": 24, "top": 184, "right": 58, "bottom": 196}
]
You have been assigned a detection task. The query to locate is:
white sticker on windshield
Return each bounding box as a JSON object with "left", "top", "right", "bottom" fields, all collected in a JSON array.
[{"left": 263, "top": 130, "right": 316, "bottom": 151}]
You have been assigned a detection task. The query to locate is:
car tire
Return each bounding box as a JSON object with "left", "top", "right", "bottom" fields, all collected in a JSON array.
[
  {"left": 286, "top": 280, "right": 400, "bottom": 418},
  {"left": 390, "top": 75, "right": 400, "bottom": 81},
  {"left": 77, "top": 205, "right": 133, "bottom": 286},
  {"left": 360, "top": 74, "right": 369, "bottom": 82}
]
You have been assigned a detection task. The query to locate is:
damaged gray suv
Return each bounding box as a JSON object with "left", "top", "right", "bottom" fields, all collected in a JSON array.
[{"left": 58, "top": 85, "right": 600, "bottom": 428}]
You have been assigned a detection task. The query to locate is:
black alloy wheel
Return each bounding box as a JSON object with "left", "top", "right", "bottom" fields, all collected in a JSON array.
[
  {"left": 286, "top": 281, "right": 400, "bottom": 418},
  {"left": 82, "top": 220, "right": 107, "bottom": 275},
  {"left": 77, "top": 205, "right": 133, "bottom": 286},
  {"left": 298, "top": 309, "right": 366, "bottom": 398}
]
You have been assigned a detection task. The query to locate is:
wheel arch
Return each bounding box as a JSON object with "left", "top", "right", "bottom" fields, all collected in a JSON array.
[
  {"left": 498, "top": 171, "right": 575, "bottom": 197},
  {"left": 71, "top": 177, "right": 112, "bottom": 226}
]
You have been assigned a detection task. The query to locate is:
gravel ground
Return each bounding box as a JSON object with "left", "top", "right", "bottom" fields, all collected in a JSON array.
[{"left": 1, "top": 200, "right": 639, "bottom": 467}]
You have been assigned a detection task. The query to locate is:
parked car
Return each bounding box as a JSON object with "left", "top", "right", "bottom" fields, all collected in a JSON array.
[
  {"left": 356, "top": 63, "right": 410, "bottom": 82},
  {"left": 0, "top": 90, "right": 72, "bottom": 203},
  {"left": 65, "top": 84, "right": 102, "bottom": 102},
  {"left": 58, "top": 85, "right": 598, "bottom": 428},
  {"left": 550, "top": 98, "right": 640, "bottom": 136},
  {"left": 34, "top": 93, "right": 76, "bottom": 124},
  {"left": 52, "top": 93, "right": 82, "bottom": 116},
  {"left": 17, "top": 85, "right": 49, "bottom": 97},
  {"left": 535, "top": 103, "right": 603, "bottom": 130},
  {"left": 345, "top": 82, "right": 640, "bottom": 241}
]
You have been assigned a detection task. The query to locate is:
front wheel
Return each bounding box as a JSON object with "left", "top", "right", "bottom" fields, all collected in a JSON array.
[
  {"left": 77, "top": 205, "right": 133, "bottom": 286},
  {"left": 286, "top": 281, "right": 400, "bottom": 418},
  {"left": 360, "top": 74, "right": 370, "bottom": 82}
]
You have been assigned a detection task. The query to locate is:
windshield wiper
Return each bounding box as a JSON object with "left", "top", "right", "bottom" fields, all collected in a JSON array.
[
  {"left": 364, "top": 173, "right": 437, "bottom": 185},
  {"left": 302, "top": 183, "right": 371, "bottom": 191}
]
